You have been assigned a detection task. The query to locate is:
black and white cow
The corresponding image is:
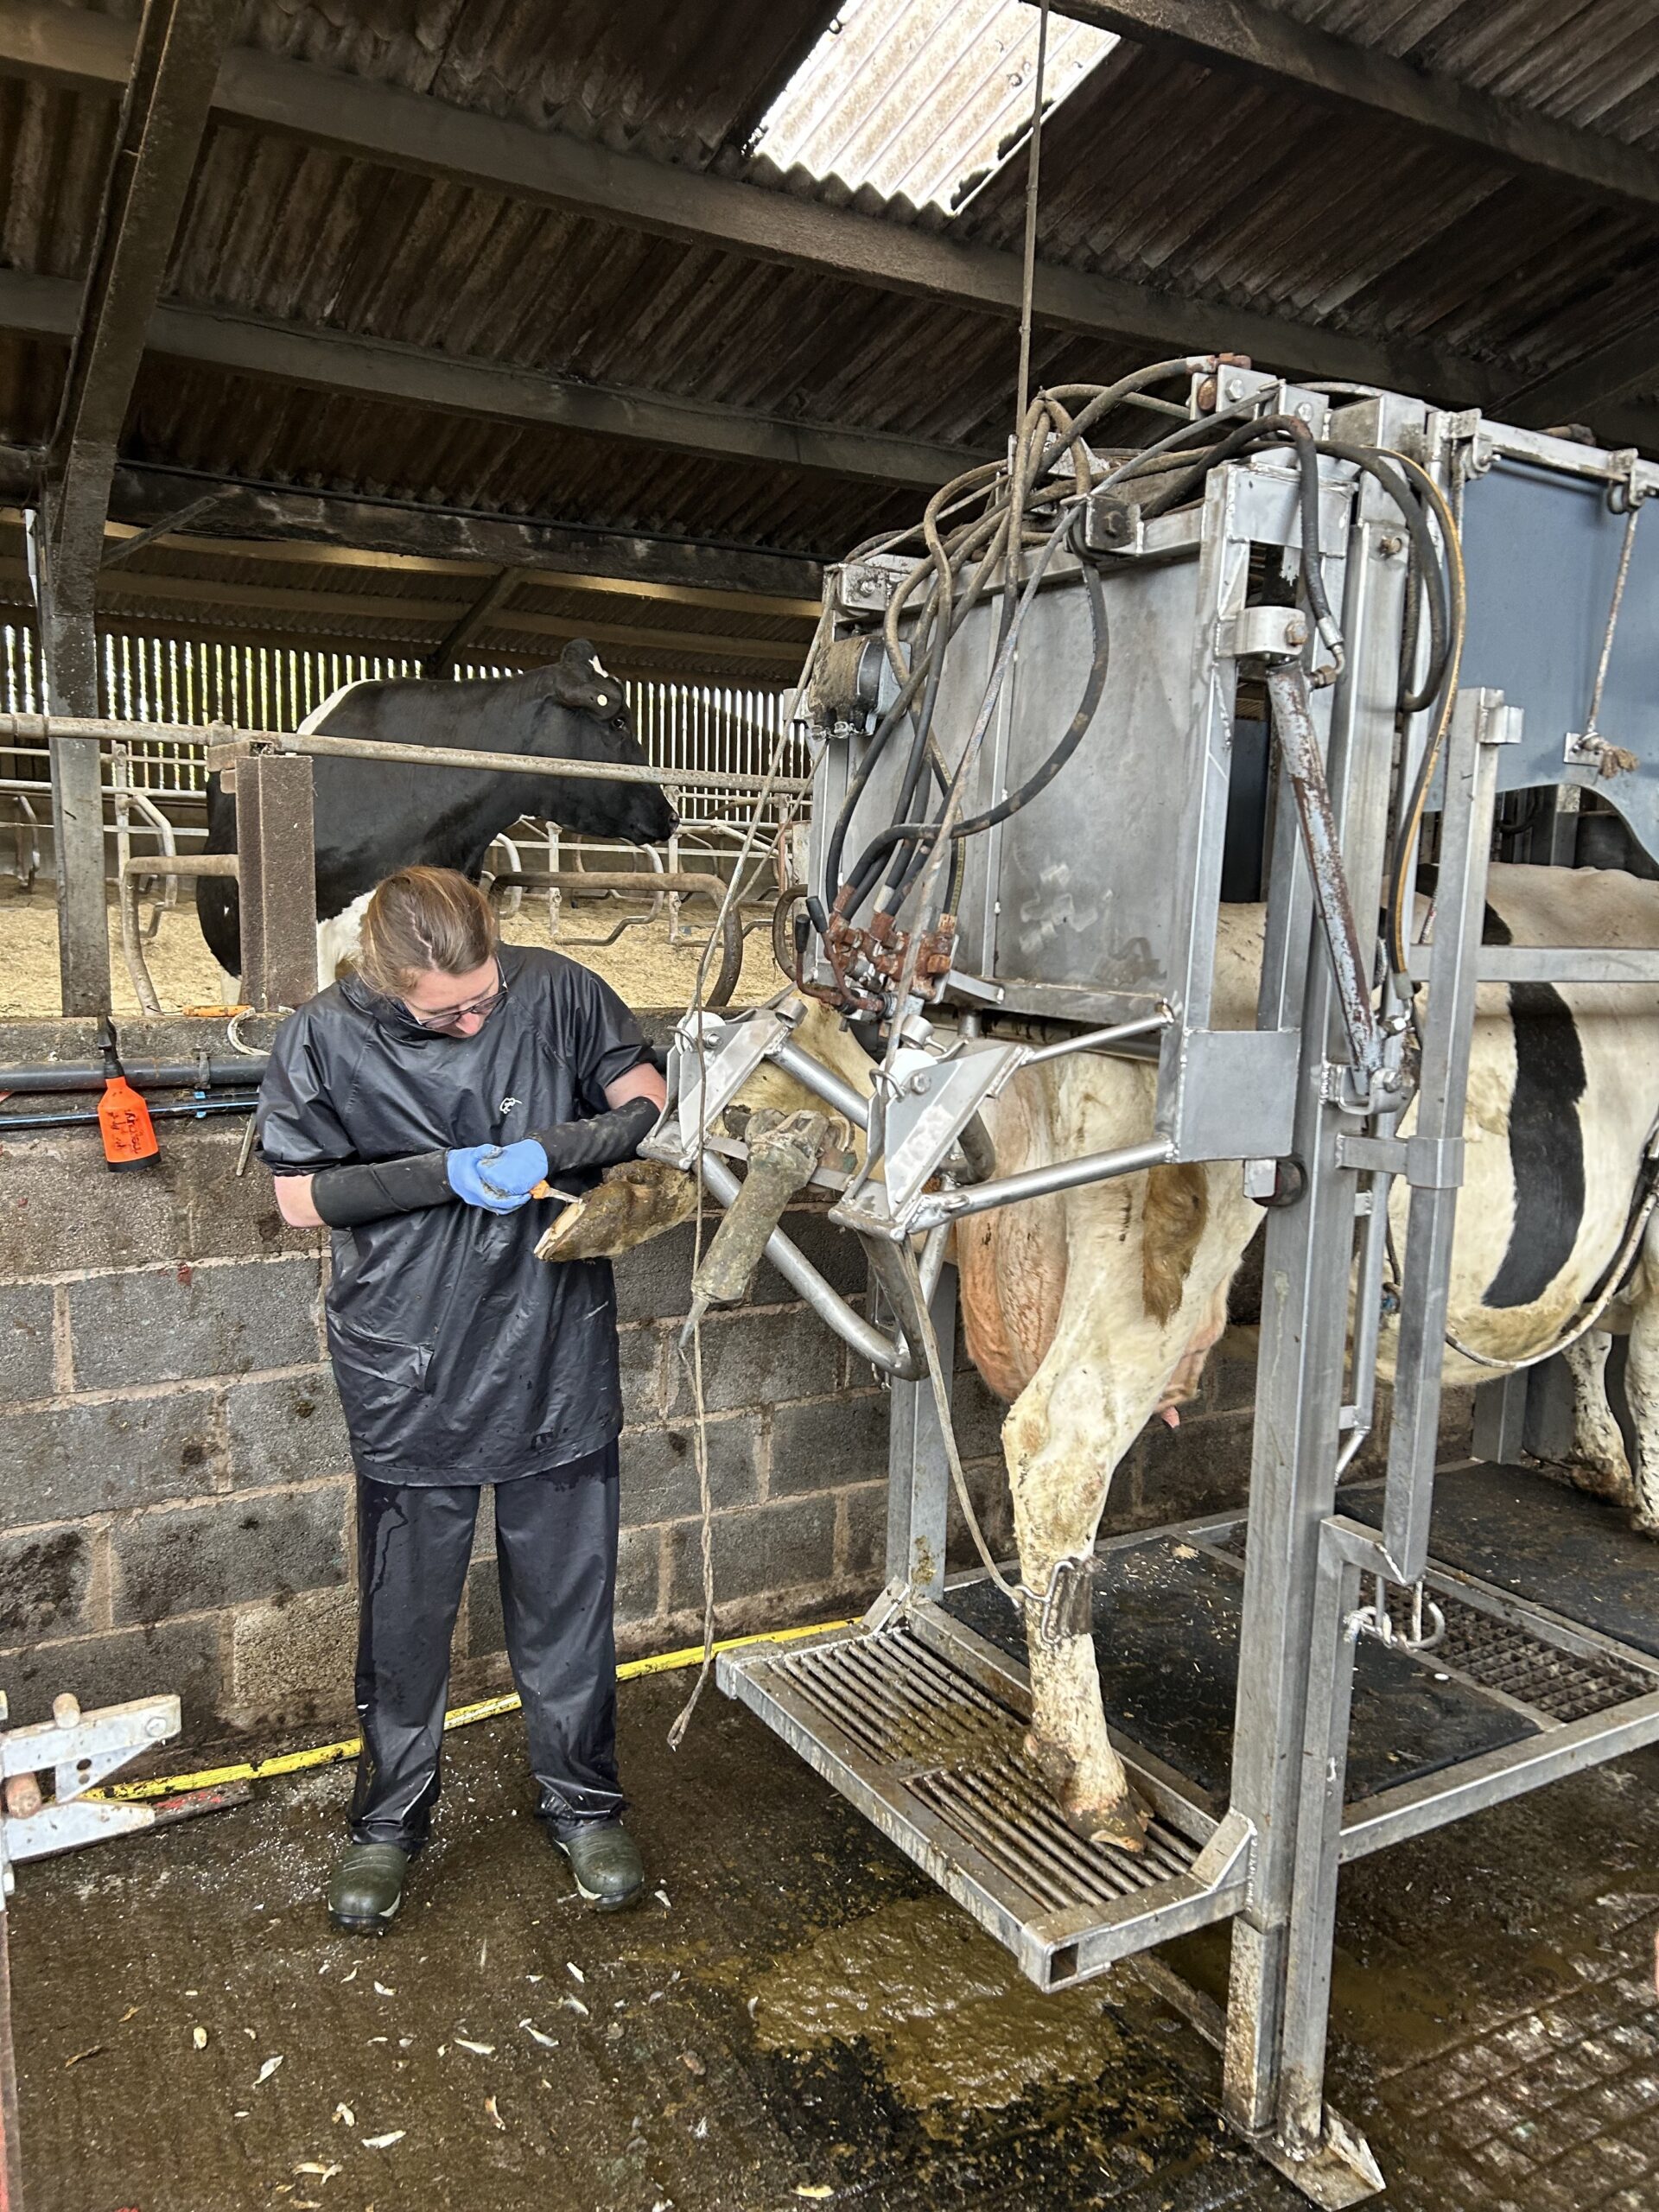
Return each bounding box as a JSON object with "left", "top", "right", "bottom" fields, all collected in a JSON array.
[{"left": 196, "top": 639, "right": 677, "bottom": 986}]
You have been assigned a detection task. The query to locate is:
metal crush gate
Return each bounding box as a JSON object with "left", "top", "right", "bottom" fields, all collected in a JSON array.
[{"left": 646, "top": 364, "right": 1659, "bottom": 2203}]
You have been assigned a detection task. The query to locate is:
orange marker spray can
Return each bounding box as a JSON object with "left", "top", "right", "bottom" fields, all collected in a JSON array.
[{"left": 96, "top": 1016, "right": 158, "bottom": 1173}]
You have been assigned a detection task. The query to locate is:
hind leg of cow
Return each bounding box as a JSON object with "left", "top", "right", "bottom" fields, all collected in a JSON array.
[
  {"left": 1560, "top": 1330, "right": 1635, "bottom": 1508},
  {"left": 1002, "top": 1364, "right": 1150, "bottom": 1853},
  {"left": 1623, "top": 1275, "right": 1659, "bottom": 1534}
]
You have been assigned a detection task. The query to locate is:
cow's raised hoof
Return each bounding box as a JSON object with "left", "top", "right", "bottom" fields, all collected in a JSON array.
[
  {"left": 535, "top": 1159, "right": 697, "bottom": 1263},
  {"left": 1023, "top": 1731, "right": 1152, "bottom": 1853}
]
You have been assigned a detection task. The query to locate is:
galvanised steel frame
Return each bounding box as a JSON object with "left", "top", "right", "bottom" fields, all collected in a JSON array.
[{"left": 716, "top": 376, "right": 1659, "bottom": 2203}]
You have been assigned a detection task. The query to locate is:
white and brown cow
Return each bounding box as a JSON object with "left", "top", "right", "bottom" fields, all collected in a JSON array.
[{"left": 548, "top": 861, "right": 1659, "bottom": 1853}]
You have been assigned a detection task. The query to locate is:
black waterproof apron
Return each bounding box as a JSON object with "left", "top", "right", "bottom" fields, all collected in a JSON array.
[{"left": 256, "top": 944, "right": 650, "bottom": 1484}]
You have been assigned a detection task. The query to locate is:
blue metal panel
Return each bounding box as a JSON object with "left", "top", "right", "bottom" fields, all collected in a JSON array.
[{"left": 1456, "top": 460, "right": 1659, "bottom": 861}]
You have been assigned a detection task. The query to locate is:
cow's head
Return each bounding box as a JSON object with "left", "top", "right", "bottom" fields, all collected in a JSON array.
[{"left": 529, "top": 641, "right": 678, "bottom": 845}]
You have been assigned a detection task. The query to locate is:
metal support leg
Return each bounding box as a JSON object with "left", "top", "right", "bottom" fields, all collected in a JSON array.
[
  {"left": 0, "top": 1898, "right": 18, "bottom": 2212},
  {"left": 1472, "top": 1370, "right": 1529, "bottom": 1463},
  {"left": 34, "top": 515, "right": 111, "bottom": 1015},
  {"left": 1274, "top": 1527, "right": 1383, "bottom": 2201},
  {"left": 1222, "top": 1001, "right": 1363, "bottom": 2141},
  {"left": 1221, "top": 414, "right": 1416, "bottom": 2173},
  {"left": 1378, "top": 691, "right": 1514, "bottom": 1580},
  {"left": 887, "top": 1260, "right": 956, "bottom": 1597},
  {"left": 234, "top": 752, "right": 317, "bottom": 1011}
]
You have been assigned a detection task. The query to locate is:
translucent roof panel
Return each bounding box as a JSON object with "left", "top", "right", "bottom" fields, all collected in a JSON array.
[{"left": 751, "top": 0, "right": 1117, "bottom": 212}]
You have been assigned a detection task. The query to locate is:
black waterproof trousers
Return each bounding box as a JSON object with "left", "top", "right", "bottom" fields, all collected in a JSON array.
[{"left": 348, "top": 1444, "right": 623, "bottom": 1850}]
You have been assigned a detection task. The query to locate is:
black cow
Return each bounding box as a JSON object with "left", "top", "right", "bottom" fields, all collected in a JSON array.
[{"left": 196, "top": 639, "right": 677, "bottom": 980}]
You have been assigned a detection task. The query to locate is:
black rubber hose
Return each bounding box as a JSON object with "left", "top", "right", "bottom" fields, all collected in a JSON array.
[
  {"left": 947, "top": 545, "right": 1110, "bottom": 840},
  {"left": 854, "top": 520, "right": 1111, "bottom": 912},
  {"left": 1286, "top": 420, "right": 1338, "bottom": 652},
  {"left": 0, "top": 1095, "right": 263, "bottom": 1130},
  {"left": 1314, "top": 439, "right": 1448, "bottom": 711},
  {"left": 819, "top": 652, "right": 929, "bottom": 915},
  {"left": 827, "top": 506, "right": 1012, "bottom": 922},
  {"left": 1133, "top": 411, "right": 1302, "bottom": 521},
  {"left": 0, "top": 1054, "right": 271, "bottom": 1093}
]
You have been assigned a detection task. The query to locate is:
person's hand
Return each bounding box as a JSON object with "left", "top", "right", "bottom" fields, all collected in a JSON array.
[{"left": 446, "top": 1140, "right": 549, "bottom": 1213}]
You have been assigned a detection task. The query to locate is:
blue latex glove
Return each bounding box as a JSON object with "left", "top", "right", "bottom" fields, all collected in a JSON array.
[{"left": 446, "top": 1139, "right": 549, "bottom": 1214}]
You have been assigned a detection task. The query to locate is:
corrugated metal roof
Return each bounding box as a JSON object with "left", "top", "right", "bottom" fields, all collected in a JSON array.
[
  {"left": 1274, "top": 0, "right": 1659, "bottom": 149},
  {"left": 235, "top": 0, "right": 835, "bottom": 168},
  {"left": 953, "top": 41, "right": 1659, "bottom": 379},
  {"left": 5, "top": 0, "right": 1659, "bottom": 671}
]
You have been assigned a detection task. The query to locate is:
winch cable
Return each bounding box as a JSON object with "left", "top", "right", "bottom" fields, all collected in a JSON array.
[
  {"left": 898, "top": 1243, "right": 1027, "bottom": 1611},
  {"left": 1014, "top": 0, "right": 1051, "bottom": 433}
]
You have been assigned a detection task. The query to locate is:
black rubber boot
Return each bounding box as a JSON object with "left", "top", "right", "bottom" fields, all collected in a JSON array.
[
  {"left": 550, "top": 1820, "right": 645, "bottom": 1911},
  {"left": 327, "top": 1842, "right": 410, "bottom": 1934}
]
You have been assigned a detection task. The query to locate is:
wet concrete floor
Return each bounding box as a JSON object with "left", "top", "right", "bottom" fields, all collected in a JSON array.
[{"left": 15, "top": 1669, "right": 1659, "bottom": 2212}]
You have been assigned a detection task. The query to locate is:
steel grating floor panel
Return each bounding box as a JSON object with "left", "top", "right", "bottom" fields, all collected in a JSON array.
[
  {"left": 1348, "top": 1462, "right": 1659, "bottom": 1662},
  {"left": 1214, "top": 1517, "right": 1653, "bottom": 1724},
  {"left": 1379, "top": 1583, "right": 1653, "bottom": 1721},
  {"left": 940, "top": 1540, "right": 1537, "bottom": 1803},
  {"left": 718, "top": 1623, "right": 1247, "bottom": 1991}
]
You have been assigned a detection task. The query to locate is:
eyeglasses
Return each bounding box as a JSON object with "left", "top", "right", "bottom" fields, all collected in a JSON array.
[{"left": 404, "top": 963, "right": 509, "bottom": 1033}]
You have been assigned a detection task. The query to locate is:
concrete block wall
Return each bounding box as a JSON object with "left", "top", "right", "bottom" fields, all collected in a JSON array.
[{"left": 0, "top": 1115, "right": 912, "bottom": 1752}]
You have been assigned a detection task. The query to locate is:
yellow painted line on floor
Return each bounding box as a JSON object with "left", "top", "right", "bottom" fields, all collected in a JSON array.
[{"left": 91, "top": 1619, "right": 853, "bottom": 1803}]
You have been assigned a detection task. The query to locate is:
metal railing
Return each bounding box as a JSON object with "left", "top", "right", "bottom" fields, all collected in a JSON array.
[{"left": 0, "top": 623, "right": 804, "bottom": 828}]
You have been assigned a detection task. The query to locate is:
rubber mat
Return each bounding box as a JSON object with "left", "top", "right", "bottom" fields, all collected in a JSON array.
[
  {"left": 1346, "top": 1461, "right": 1659, "bottom": 1661},
  {"left": 941, "top": 1538, "right": 1535, "bottom": 1806}
]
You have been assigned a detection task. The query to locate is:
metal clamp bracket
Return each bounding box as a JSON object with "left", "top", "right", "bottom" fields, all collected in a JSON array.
[
  {"left": 648, "top": 1005, "right": 794, "bottom": 1170},
  {"left": 1224, "top": 605, "right": 1309, "bottom": 661},
  {"left": 1335, "top": 1132, "right": 1464, "bottom": 1188},
  {"left": 833, "top": 554, "right": 918, "bottom": 618}
]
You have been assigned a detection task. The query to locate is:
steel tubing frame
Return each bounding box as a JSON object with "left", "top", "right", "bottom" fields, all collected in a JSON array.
[
  {"left": 4, "top": 716, "right": 809, "bottom": 798},
  {"left": 694, "top": 1151, "right": 926, "bottom": 1381}
]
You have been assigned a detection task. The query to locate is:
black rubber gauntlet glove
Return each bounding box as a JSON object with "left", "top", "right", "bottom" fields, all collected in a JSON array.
[{"left": 530, "top": 1092, "right": 658, "bottom": 1177}]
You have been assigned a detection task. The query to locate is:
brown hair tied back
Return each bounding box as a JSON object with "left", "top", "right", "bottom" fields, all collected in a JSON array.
[{"left": 355, "top": 867, "right": 498, "bottom": 996}]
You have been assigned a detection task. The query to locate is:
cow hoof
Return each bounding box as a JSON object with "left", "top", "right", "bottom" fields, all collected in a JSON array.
[
  {"left": 1567, "top": 1459, "right": 1637, "bottom": 1509},
  {"left": 1631, "top": 1513, "right": 1659, "bottom": 1541},
  {"left": 1022, "top": 1731, "right": 1151, "bottom": 1853},
  {"left": 535, "top": 1160, "right": 697, "bottom": 1263},
  {"left": 1069, "top": 1790, "right": 1153, "bottom": 1853}
]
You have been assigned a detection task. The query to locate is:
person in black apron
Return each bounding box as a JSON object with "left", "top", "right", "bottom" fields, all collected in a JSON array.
[{"left": 256, "top": 865, "right": 666, "bottom": 1929}]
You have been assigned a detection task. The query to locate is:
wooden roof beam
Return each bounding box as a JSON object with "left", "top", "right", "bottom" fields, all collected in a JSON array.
[
  {"left": 1500, "top": 320, "right": 1659, "bottom": 434},
  {"left": 0, "top": 270, "right": 989, "bottom": 492},
  {"left": 1059, "top": 1, "right": 1659, "bottom": 224},
  {"left": 0, "top": 555, "right": 808, "bottom": 664},
  {"left": 0, "top": 446, "right": 826, "bottom": 601},
  {"left": 422, "top": 568, "right": 519, "bottom": 677},
  {"left": 37, "top": 0, "right": 238, "bottom": 1013}
]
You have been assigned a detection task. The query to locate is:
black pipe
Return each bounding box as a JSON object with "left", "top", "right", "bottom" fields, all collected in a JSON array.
[
  {"left": 0, "top": 1055, "right": 270, "bottom": 1095},
  {"left": 0, "top": 1096, "right": 262, "bottom": 1132}
]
